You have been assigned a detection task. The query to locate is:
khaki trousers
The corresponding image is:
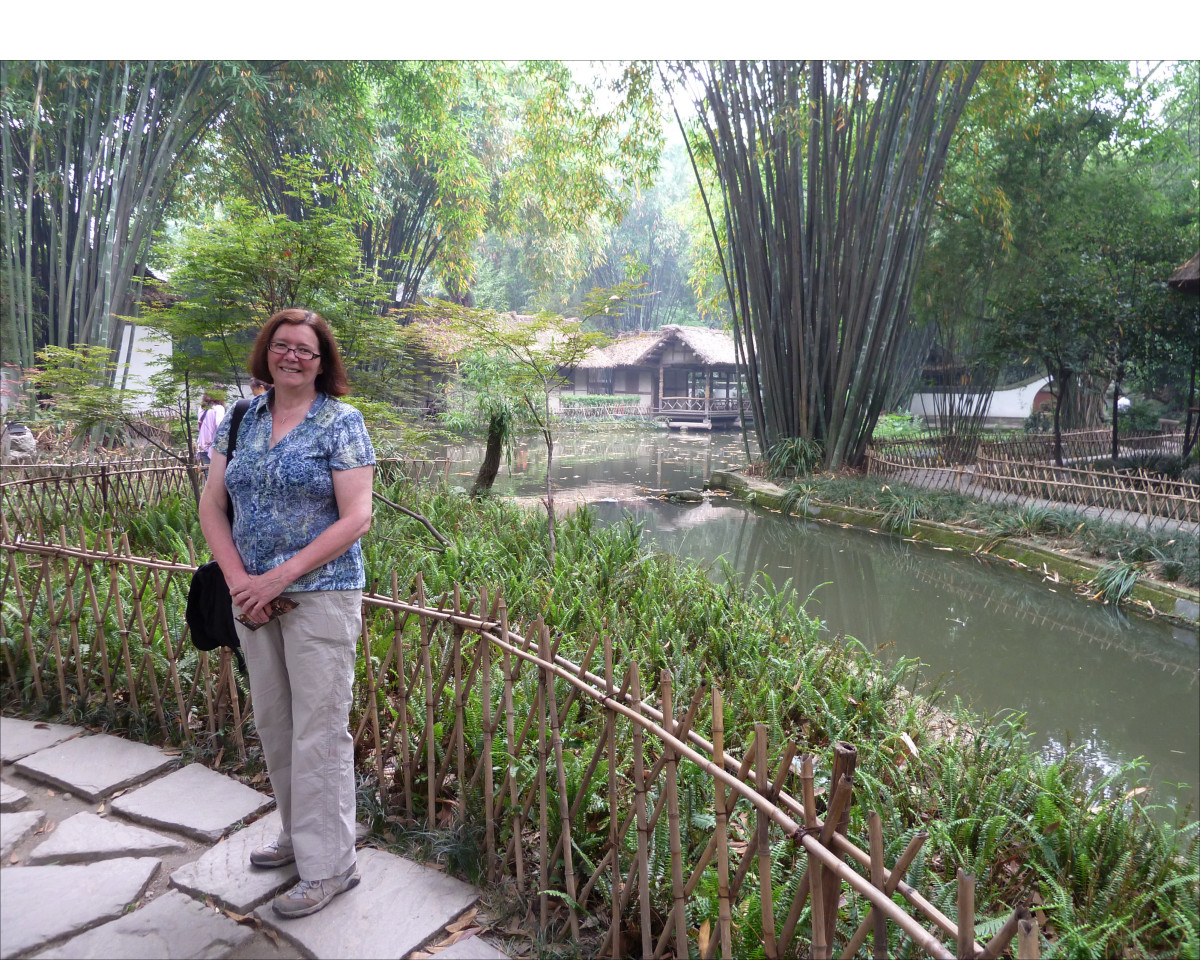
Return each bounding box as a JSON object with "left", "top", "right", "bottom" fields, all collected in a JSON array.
[{"left": 233, "top": 589, "right": 361, "bottom": 880}]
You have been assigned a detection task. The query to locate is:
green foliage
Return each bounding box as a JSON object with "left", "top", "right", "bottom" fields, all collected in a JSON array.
[
  {"left": 765, "top": 437, "right": 824, "bottom": 481},
  {"left": 1089, "top": 559, "right": 1142, "bottom": 605}
]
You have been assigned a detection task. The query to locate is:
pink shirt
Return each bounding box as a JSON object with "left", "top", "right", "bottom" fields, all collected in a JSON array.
[{"left": 197, "top": 404, "right": 224, "bottom": 459}]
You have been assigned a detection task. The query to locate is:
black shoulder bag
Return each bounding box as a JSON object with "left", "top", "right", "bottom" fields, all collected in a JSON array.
[{"left": 186, "top": 398, "right": 253, "bottom": 673}]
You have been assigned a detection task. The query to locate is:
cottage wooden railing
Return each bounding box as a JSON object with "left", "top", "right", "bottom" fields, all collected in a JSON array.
[
  {"left": 0, "top": 524, "right": 1039, "bottom": 958},
  {"left": 0, "top": 457, "right": 451, "bottom": 528},
  {"left": 657, "top": 396, "right": 744, "bottom": 415}
]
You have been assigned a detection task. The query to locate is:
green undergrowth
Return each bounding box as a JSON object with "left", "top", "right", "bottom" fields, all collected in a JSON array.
[
  {"left": 779, "top": 474, "right": 1200, "bottom": 590},
  {"left": 7, "top": 482, "right": 1199, "bottom": 957}
]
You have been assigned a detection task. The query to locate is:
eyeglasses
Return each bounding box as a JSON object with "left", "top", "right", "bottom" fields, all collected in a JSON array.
[{"left": 268, "top": 341, "right": 319, "bottom": 362}]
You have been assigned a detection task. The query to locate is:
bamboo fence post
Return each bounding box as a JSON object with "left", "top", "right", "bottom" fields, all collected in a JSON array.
[
  {"left": 540, "top": 622, "right": 580, "bottom": 940},
  {"left": 149, "top": 568, "right": 190, "bottom": 744},
  {"left": 957, "top": 869, "right": 975, "bottom": 959},
  {"left": 536, "top": 618, "right": 550, "bottom": 930},
  {"left": 107, "top": 531, "right": 138, "bottom": 715},
  {"left": 417, "top": 573, "right": 436, "bottom": 829},
  {"left": 660, "top": 671, "right": 689, "bottom": 959},
  {"left": 452, "top": 583, "right": 467, "bottom": 827},
  {"left": 868, "top": 810, "right": 887, "bottom": 958},
  {"left": 121, "top": 539, "right": 169, "bottom": 738},
  {"left": 820, "top": 741, "right": 857, "bottom": 949},
  {"left": 631, "top": 663, "right": 653, "bottom": 959},
  {"left": 82, "top": 530, "right": 113, "bottom": 710},
  {"left": 755, "top": 722, "right": 778, "bottom": 959},
  {"left": 480, "top": 585, "right": 496, "bottom": 881},
  {"left": 58, "top": 526, "right": 87, "bottom": 706},
  {"left": 7, "top": 545, "right": 45, "bottom": 700},
  {"left": 839, "top": 831, "right": 928, "bottom": 959},
  {"left": 361, "top": 610, "right": 387, "bottom": 819},
  {"left": 393, "top": 573, "right": 414, "bottom": 820},
  {"left": 225, "top": 645, "right": 247, "bottom": 763},
  {"left": 42, "top": 557, "right": 68, "bottom": 706},
  {"left": 605, "top": 632, "right": 621, "bottom": 960},
  {"left": 978, "top": 906, "right": 1029, "bottom": 960},
  {"left": 500, "top": 599, "right": 524, "bottom": 890},
  {"left": 1017, "top": 917, "right": 1039, "bottom": 959},
  {"left": 803, "top": 755, "right": 829, "bottom": 960},
  {"left": 713, "top": 687, "right": 733, "bottom": 960}
]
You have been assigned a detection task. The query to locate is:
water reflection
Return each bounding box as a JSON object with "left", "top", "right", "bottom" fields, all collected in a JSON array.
[
  {"left": 420, "top": 429, "right": 1200, "bottom": 813},
  {"left": 592, "top": 498, "right": 1200, "bottom": 814}
]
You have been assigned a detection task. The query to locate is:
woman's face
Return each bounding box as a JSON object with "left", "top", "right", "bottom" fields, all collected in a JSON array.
[{"left": 266, "top": 322, "right": 323, "bottom": 393}]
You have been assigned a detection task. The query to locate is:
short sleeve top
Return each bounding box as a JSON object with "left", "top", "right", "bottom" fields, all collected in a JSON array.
[{"left": 212, "top": 392, "right": 376, "bottom": 591}]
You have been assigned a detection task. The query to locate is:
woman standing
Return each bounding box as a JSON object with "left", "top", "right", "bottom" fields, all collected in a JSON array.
[
  {"left": 196, "top": 392, "right": 226, "bottom": 464},
  {"left": 199, "top": 308, "right": 375, "bottom": 918}
]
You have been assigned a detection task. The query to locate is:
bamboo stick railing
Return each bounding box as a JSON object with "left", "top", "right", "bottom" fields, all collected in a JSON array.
[
  {"left": 866, "top": 431, "right": 1198, "bottom": 529},
  {"left": 0, "top": 457, "right": 451, "bottom": 528},
  {"left": 0, "top": 525, "right": 1040, "bottom": 958}
]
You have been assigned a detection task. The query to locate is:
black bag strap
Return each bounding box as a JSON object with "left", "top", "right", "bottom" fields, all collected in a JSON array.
[
  {"left": 224, "top": 397, "right": 253, "bottom": 525},
  {"left": 224, "top": 396, "right": 253, "bottom": 676}
]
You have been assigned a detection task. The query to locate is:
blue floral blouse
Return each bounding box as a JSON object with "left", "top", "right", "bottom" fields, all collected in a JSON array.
[{"left": 212, "top": 392, "right": 376, "bottom": 591}]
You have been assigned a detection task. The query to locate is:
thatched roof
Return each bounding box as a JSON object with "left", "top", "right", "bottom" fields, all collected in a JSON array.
[
  {"left": 1167, "top": 251, "right": 1199, "bottom": 294},
  {"left": 577, "top": 325, "right": 736, "bottom": 369},
  {"left": 406, "top": 313, "right": 581, "bottom": 362}
]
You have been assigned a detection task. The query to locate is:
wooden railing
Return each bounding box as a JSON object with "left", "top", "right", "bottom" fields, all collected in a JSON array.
[
  {"left": 657, "top": 397, "right": 744, "bottom": 414},
  {"left": 0, "top": 457, "right": 450, "bottom": 528},
  {"left": 0, "top": 528, "right": 1038, "bottom": 959},
  {"left": 866, "top": 431, "right": 1198, "bottom": 528}
]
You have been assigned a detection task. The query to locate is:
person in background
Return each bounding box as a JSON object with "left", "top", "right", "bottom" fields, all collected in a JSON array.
[
  {"left": 198, "top": 308, "right": 374, "bottom": 918},
  {"left": 196, "top": 392, "right": 226, "bottom": 464},
  {"left": 249, "top": 377, "right": 268, "bottom": 396}
]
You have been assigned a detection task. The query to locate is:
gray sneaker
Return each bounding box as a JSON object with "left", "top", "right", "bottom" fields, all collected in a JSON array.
[
  {"left": 250, "top": 840, "right": 296, "bottom": 869},
  {"left": 273, "top": 862, "right": 360, "bottom": 918}
]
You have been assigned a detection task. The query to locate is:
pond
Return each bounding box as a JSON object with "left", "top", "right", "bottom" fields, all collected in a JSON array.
[{"left": 420, "top": 427, "right": 1200, "bottom": 814}]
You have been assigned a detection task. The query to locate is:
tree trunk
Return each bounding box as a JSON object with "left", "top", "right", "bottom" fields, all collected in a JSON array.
[
  {"left": 543, "top": 430, "right": 556, "bottom": 568},
  {"left": 1111, "top": 377, "right": 1121, "bottom": 462},
  {"left": 471, "top": 412, "right": 508, "bottom": 498}
]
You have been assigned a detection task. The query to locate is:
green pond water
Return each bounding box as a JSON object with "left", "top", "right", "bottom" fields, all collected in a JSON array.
[{"left": 422, "top": 428, "right": 1200, "bottom": 814}]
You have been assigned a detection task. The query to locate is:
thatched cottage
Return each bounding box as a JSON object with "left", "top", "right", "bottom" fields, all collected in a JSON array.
[{"left": 569, "top": 325, "right": 745, "bottom": 426}]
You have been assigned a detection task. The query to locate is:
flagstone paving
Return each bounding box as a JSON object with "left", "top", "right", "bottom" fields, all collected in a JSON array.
[
  {"left": 0, "top": 781, "right": 29, "bottom": 812},
  {"left": 112, "top": 763, "right": 275, "bottom": 843},
  {"left": 11, "top": 732, "right": 175, "bottom": 801},
  {"left": 0, "top": 715, "right": 511, "bottom": 959},
  {"left": 26, "top": 811, "right": 187, "bottom": 865},
  {"left": 0, "top": 809, "right": 45, "bottom": 859},
  {"left": 34, "top": 890, "right": 254, "bottom": 960},
  {"left": 0, "top": 717, "right": 85, "bottom": 763}
]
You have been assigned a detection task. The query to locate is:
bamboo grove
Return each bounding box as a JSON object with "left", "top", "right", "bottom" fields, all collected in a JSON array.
[{"left": 684, "top": 60, "right": 982, "bottom": 470}]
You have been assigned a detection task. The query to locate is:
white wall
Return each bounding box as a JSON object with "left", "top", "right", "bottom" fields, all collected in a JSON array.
[
  {"left": 909, "top": 377, "right": 1050, "bottom": 422},
  {"left": 115, "top": 323, "right": 172, "bottom": 412}
]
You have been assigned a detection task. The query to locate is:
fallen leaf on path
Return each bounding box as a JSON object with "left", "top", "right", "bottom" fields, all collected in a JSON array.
[
  {"left": 445, "top": 908, "right": 478, "bottom": 933},
  {"left": 34, "top": 723, "right": 50, "bottom": 730},
  {"left": 262, "top": 927, "right": 280, "bottom": 947}
]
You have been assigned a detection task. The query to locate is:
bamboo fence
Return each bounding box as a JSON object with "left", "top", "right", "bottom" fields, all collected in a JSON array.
[
  {"left": 0, "top": 523, "right": 1040, "bottom": 959},
  {"left": 0, "top": 457, "right": 451, "bottom": 528},
  {"left": 866, "top": 431, "right": 1198, "bottom": 529}
]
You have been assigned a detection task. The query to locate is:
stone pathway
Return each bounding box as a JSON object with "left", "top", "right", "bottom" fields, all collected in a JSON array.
[{"left": 0, "top": 716, "right": 509, "bottom": 960}]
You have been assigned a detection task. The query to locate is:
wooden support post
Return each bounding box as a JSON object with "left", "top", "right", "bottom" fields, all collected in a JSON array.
[
  {"left": 756, "top": 722, "right": 777, "bottom": 959},
  {"left": 661, "top": 671, "right": 688, "bottom": 959},
  {"left": 1017, "top": 917, "right": 1039, "bottom": 960},
  {"left": 480, "top": 586, "right": 496, "bottom": 881},
  {"left": 712, "top": 687, "right": 733, "bottom": 960},
  {"left": 869, "top": 811, "right": 887, "bottom": 958},
  {"left": 631, "top": 664, "right": 653, "bottom": 959},
  {"left": 820, "top": 741, "right": 857, "bottom": 950},
  {"left": 605, "top": 633, "right": 621, "bottom": 960},
  {"left": 957, "top": 869, "right": 975, "bottom": 959},
  {"left": 541, "top": 622, "right": 580, "bottom": 939}
]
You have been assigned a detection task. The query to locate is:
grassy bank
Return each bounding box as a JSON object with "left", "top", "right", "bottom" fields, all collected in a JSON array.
[{"left": 8, "top": 481, "right": 1200, "bottom": 957}]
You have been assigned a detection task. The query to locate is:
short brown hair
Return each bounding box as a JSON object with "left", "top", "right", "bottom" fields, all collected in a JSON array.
[{"left": 248, "top": 309, "right": 350, "bottom": 397}]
